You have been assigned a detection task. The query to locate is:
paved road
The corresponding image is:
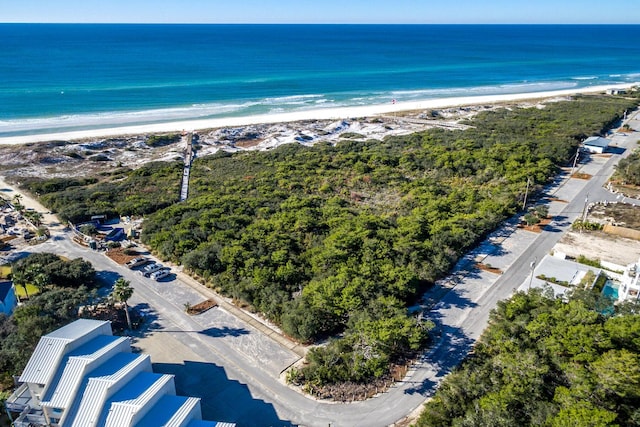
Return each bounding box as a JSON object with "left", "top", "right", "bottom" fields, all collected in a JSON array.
[{"left": 4, "top": 112, "right": 640, "bottom": 426}]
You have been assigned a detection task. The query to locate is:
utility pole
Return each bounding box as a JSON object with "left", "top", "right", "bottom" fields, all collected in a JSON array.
[
  {"left": 522, "top": 177, "right": 531, "bottom": 211},
  {"left": 571, "top": 146, "right": 580, "bottom": 175},
  {"left": 528, "top": 258, "right": 537, "bottom": 290},
  {"left": 582, "top": 194, "right": 590, "bottom": 222}
]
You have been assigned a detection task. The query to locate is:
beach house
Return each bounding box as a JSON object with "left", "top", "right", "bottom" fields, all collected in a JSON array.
[
  {"left": 4, "top": 319, "right": 234, "bottom": 427},
  {"left": 618, "top": 258, "right": 640, "bottom": 302},
  {"left": 0, "top": 280, "right": 17, "bottom": 316}
]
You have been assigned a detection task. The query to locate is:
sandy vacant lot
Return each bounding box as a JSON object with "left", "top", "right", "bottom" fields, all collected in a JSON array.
[{"left": 554, "top": 230, "right": 640, "bottom": 266}]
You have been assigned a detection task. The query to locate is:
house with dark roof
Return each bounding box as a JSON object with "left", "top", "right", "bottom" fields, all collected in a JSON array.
[
  {"left": 0, "top": 280, "right": 17, "bottom": 316},
  {"left": 5, "top": 319, "right": 235, "bottom": 427}
]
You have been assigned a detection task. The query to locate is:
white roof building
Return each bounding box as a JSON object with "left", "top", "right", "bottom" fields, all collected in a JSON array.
[
  {"left": 5, "top": 319, "right": 233, "bottom": 427},
  {"left": 583, "top": 136, "right": 610, "bottom": 154},
  {"left": 619, "top": 258, "right": 640, "bottom": 302}
]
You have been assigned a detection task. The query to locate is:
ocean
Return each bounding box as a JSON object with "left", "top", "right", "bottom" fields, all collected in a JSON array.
[{"left": 1, "top": 24, "right": 640, "bottom": 137}]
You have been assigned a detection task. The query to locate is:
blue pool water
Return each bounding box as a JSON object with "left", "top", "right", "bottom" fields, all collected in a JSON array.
[{"left": 602, "top": 280, "right": 619, "bottom": 300}]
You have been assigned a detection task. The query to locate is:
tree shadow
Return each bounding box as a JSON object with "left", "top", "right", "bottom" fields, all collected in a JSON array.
[
  {"left": 199, "top": 326, "right": 250, "bottom": 338},
  {"left": 128, "top": 302, "right": 163, "bottom": 342},
  {"left": 431, "top": 285, "right": 479, "bottom": 311},
  {"left": 403, "top": 317, "right": 476, "bottom": 399},
  {"left": 94, "top": 270, "right": 122, "bottom": 288},
  {"left": 154, "top": 360, "right": 294, "bottom": 427}
]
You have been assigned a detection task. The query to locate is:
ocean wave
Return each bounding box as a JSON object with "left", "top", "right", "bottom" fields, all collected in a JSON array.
[
  {"left": 0, "top": 76, "right": 635, "bottom": 137},
  {"left": 388, "top": 81, "right": 578, "bottom": 99},
  {"left": 571, "top": 76, "right": 598, "bottom": 80}
]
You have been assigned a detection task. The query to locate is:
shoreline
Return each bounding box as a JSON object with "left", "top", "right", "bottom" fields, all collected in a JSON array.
[{"left": 1, "top": 83, "right": 637, "bottom": 146}]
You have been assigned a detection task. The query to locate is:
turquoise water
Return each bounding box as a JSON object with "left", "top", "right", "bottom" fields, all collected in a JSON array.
[
  {"left": 602, "top": 280, "right": 619, "bottom": 300},
  {"left": 1, "top": 24, "right": 640, "bottom": 136}
]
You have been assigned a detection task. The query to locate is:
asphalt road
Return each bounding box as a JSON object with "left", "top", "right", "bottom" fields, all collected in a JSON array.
[{"left": 6, "top": 111, "right": 640, "bottom": 426}]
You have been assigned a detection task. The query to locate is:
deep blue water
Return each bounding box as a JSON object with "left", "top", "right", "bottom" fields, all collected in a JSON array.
[{"left": 1, "top": 24, "right": 640, "bottom": 136}]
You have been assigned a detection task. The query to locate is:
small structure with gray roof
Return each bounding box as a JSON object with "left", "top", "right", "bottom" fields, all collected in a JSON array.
[{"left": 583, "top": 136, "right": 610, "bottom": 154}]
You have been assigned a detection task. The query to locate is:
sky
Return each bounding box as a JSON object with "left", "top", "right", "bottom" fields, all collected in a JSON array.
[{"left": 1, "top": 0, "right": 639, "bottom": 24}]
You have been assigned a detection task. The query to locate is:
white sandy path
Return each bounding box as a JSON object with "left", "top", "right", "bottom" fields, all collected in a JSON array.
[
  {"left": 1, "top": 83, "right": 637, "bottom": 146},
  {"left": 0, "top": 176, "right": 65, "bottom": 231}
]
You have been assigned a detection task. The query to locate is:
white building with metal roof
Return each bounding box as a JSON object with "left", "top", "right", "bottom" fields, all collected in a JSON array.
[
  {"left": 5, "top": 319, "right": 233, "bottom": 427},
  {"left": 583, "top": 136, "right": 610, "bottom": 154}
]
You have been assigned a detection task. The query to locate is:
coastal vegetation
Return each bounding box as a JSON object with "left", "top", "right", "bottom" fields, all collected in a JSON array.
[
  {"left": 415, "top": 289, "right": 640, "bottom": 427},
  {"left": 141, "top": 95, "right": 635, "bottom": 388},
  {"left": 0, "top": 253, "right": 98, "bottom": 393},
  {"left": 18, "top": 94, "right": 638, "bottom": 389},
  {"left": 615, "top": 150, "right": 640, "bottom": 186},
  {"left": 145, "top": 133, "right": 181, "bottom": 147},
  {"left": 20, "top": 161, "right": 182, "bottom": 224}
]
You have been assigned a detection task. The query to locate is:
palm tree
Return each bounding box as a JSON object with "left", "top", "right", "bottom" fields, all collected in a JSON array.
[
  {"left": 112, "top": 278, "right": 134, "bottom": 330},
  {"left": 12, "top": 194, "right": 24, "bottom": 213},
  {"left": 11, "top": 269, "right": 29, "bottom": 301},
  {"left": 28, "top": 264, "right": 49, "bottom": 292},
  {"left": 24, "top": 210, "right": 43, "bottom": 227}
]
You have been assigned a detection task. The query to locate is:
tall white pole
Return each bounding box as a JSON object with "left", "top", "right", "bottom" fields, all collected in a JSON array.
[
  {"left": 571, "top": 146, "right": 580, "bottom": 175},
  {"left": 522, "top": 177, "right": 530, "bottom": 211}
]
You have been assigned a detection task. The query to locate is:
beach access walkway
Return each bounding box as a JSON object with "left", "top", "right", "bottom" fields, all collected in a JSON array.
[{"left": 180, "top": 132, "right": 194, "bottom": 202}]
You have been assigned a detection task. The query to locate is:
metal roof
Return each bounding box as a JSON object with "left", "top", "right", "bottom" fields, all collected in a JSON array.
[
  {"left": 102, "top": 372, "right": 174, "bottom": 427},
  {"left": 187, "top": 421, "right": 236, "bottom": 427},
  {"left": 0, "top": 281, "right": 12, "bottom": 302},
  {"left": 41, "top": 335, "right": 130, "bottom": 409},
  {"left": 135, "top": 395, "right": 200, "bottom": 427},
  {"left": 20, "top": 319, "right": 112, "bottom": 385},
  {"left": 47, "top": 319, "right": 112, "bottom": 340},
  {"left": 62, "top": 353, "right": 151, "bottom": 427},
  {"left": 20, "top": 336, "right": 72, "bottom": 385},
  {"left": 584, "top": 136, "right": 610, "bottom": 148}
]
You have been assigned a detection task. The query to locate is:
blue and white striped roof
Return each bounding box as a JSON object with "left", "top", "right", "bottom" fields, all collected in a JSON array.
[{"left": 19, "top": 319, "right": 112, "bottom": 385}]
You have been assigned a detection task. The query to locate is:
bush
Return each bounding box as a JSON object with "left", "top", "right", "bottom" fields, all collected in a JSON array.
[{"left": 145, "top": 133, "right": 181, "bottom": 147}]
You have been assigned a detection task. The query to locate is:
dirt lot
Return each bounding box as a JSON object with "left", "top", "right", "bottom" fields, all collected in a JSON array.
[
  {"left": 589, "top": 202, "right": 640, "bottom": 229},
  {"left": 554, "top": 230, "right": 640, "bottom": 266}
]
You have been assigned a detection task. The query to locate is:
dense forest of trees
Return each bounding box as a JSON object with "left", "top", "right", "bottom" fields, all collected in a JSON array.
[
  {"left": 20, "top": 161, "right": 183, "bottom": 224},
  {"left": 19, "top": 94, "right": 638, "bottom": 387},
  {"left": 416, "top": 289, "right": 640, "bottom": 427},
  {"left": 0, "top": 254, "right": 98, "bottom": 394}
]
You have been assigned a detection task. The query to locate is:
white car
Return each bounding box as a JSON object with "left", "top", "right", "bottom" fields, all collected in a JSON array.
[
  {"left": 151, "top": 268, "right": 170, "bottom": 281},
  {"left": 140, "top": 263, "right": 163, "bottom": 277}
]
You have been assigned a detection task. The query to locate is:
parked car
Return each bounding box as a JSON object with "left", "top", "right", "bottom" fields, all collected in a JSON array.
[
  {"left": 151, "top": 268, "right": 171, "bottom": 281},
  {"left": 140, "top": 263, "right": 163, "bottom": 277},
  {"left": 126, "top": 257, "right": 147, "bottom": 269}
]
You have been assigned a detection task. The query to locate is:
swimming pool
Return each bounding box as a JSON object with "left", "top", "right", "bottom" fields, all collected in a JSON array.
[{"left": 602, "top": 280, "right": 619, "bottom": 300}]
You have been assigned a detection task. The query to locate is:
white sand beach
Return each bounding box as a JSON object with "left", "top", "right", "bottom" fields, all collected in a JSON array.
[{"left": 1, "top": 83, "right": 637, "bottom": 146}]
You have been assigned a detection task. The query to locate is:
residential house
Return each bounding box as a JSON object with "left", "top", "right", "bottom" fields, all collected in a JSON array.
[
  {"left": 0, "top": 280, "right": 17, "bottom": 316},
  {"left": 5, "top": 319, "right": 234, "bottom": 427}
]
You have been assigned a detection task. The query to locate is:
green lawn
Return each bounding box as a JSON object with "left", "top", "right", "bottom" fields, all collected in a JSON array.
[
  {"left": 1, "top": 265, "right": 41, "bottom": 298},
  {"left": 0, "top": 265, "right": 10, "bottom": 279},
  {"left": 14, "top": 283, "right": 40, "bottom": 298}
]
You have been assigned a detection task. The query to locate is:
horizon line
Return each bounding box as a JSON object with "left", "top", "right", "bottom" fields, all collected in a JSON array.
[{"left": 1, "top": 22, "right": 639, "bottom": 25}]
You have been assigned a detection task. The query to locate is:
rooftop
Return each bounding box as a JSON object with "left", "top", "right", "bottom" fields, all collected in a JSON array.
[
  {"left": 0, "top": 281, "right": 12, "bottom": 302},
  {"left": 583, "top": 136, "right": 610, "bottom": 148}
]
